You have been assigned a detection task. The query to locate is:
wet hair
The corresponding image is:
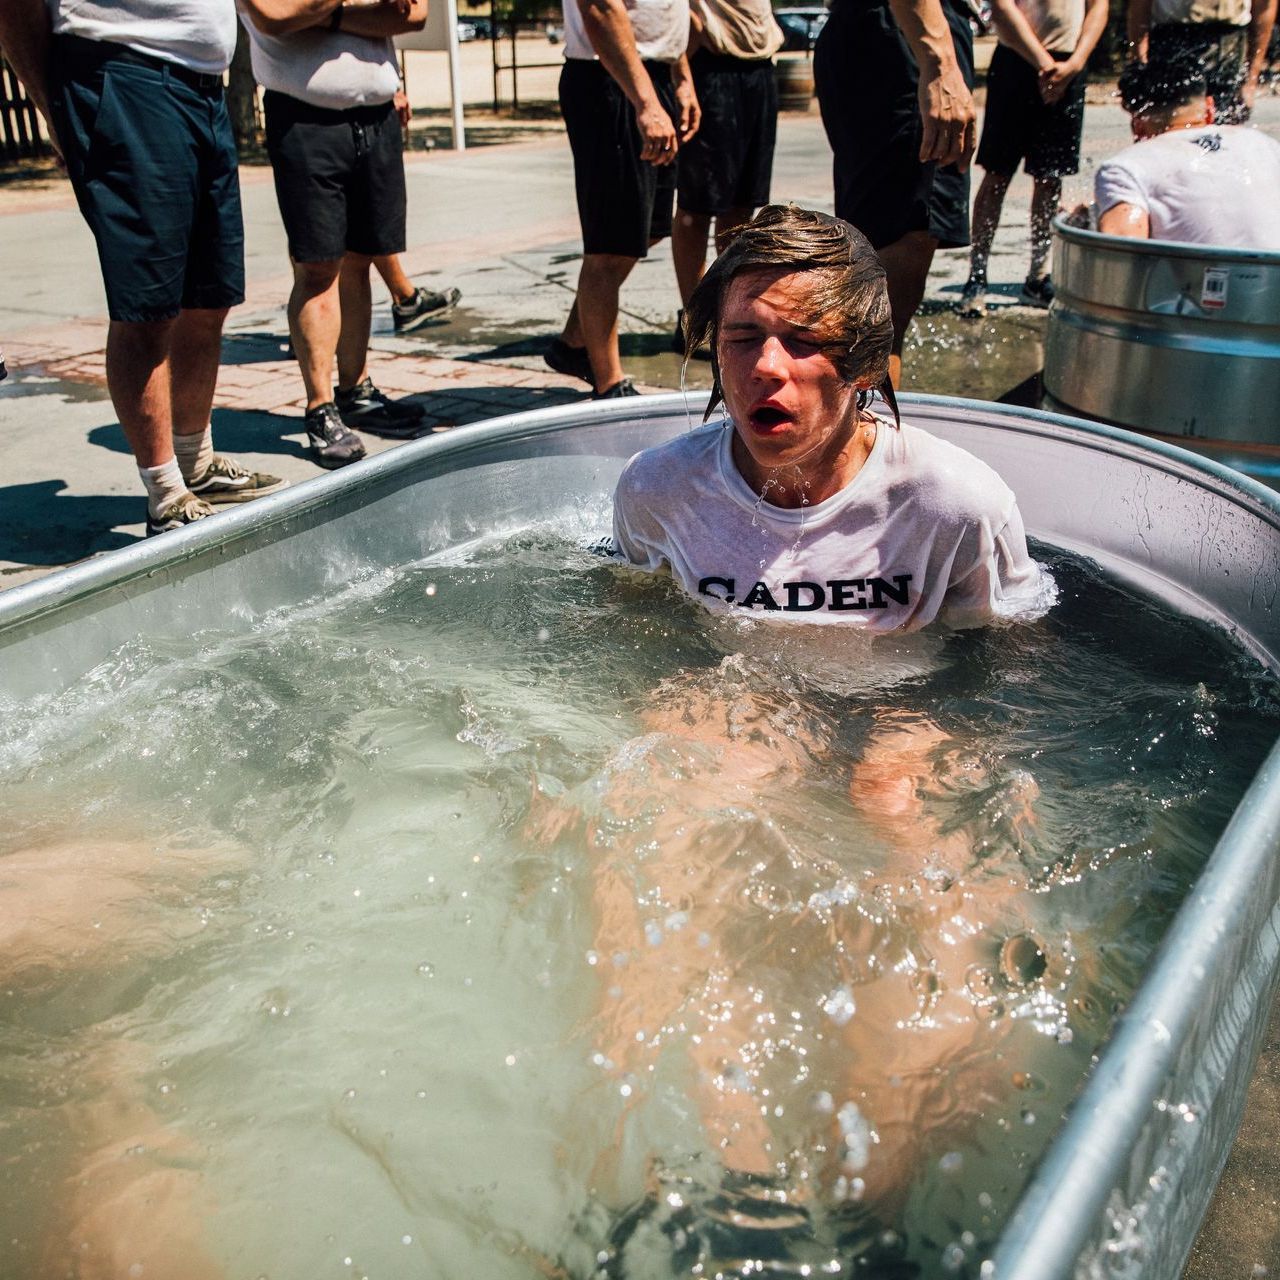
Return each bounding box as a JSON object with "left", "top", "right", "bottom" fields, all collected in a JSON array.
[
  {"left": 681, "top": 204, "right": 899, "bottom": 426},
  {"left": 1118, "top": 57, "right": 1208, "bottom": 115}
]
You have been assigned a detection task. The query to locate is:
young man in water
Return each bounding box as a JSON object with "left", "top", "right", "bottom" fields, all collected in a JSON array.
[
  {"left": 613, "top": 204, "right": 1047, "bottom": 629},
  {"left": 1093, "top": 59, "right": 1280, "bottom": 248}
]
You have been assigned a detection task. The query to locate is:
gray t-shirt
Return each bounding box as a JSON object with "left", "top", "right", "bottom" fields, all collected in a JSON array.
[
  {"left": 1095, "top": 125, "right": 1280, "bottom": 249},
  {"left": 50, "top": 0, "right": 239, "bottom": 75},
  {"left": 612, "top": 417, "right": 1049, "bottom": 632},
  {"left": 240, "top": 14, "right": 400, "bottom": 109}
]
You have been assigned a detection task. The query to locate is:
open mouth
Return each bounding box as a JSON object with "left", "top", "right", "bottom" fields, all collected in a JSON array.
[{"left": 747, "top": 405, "right": 793, "bottom": 432}]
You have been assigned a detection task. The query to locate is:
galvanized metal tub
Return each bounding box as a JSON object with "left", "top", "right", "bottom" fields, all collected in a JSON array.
[
  {"left": 1043, "top": 219, "right": 1280, "bottom": 445},
  {"left": 3, "top": 393, "right": 1280, "bottom": 1279}
]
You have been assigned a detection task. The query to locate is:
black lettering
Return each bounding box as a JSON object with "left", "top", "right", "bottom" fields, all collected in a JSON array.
[
  {"left": 698, "top": 576, "right": 735, "bottom": 603},
  {"left": 827, "top": 579, "right": 868, "bottom": 611},
  {"left": 739, "top": 581, "right": 781, "bottom": 611},
  {"left": 784, "top": 581, "right": 826, "bottom": 612},
  {"left": 869, "top": 574, "right": 913, "bottom": 608}
]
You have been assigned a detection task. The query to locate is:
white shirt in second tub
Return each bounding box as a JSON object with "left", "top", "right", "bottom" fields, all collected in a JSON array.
[{"left": 611, "top": 416, "right": 1050, "bottom": 633}]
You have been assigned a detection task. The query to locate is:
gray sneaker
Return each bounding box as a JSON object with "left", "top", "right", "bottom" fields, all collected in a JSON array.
[
  {"left": 187, "top": 454, "right": 287, "bottom": 504},
  {"left": 306, "top": 401, "right": 367, "bottom": 470},
  {"left": 145, "top": 491, "right": 216, "bottom": 537},
  {"left": 392, "top": 286, "right": 461, "bottom": 333}
]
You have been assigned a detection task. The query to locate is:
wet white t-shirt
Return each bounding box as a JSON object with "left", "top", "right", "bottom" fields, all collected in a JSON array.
[
  {"left": 563, "top": 0, "right": 690, "bottom": 62},
  {"left": 611, "top": 418, "right": 1049, "bottom": 632},
  {"left": 1095, "top": 125, "right": 1280, "bottom": 249},
  {"left": 51, "top": 0, "right": 238, "bottom": 75}
]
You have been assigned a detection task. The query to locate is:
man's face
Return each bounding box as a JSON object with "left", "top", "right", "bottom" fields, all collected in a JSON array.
[{"left": 717, "top": 267, "right": 862, "bottom": 494}]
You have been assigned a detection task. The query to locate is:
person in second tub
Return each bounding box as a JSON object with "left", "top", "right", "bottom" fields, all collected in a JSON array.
[{"left": 610, "top": 203, "right": 1049, "bottom": 631}]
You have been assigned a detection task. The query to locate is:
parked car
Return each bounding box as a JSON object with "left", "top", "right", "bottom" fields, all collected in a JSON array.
[{"left": 774, "top": 6, "right": 828, "bottom": 51}]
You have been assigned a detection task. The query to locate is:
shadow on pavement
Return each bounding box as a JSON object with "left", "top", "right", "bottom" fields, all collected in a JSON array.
[
  {"left": 87, "top": 408, "right": 308, "bottom": 459},
  {"left": 220, "top": 332, "right": 293, "bottom": 366},
  {"left": 402, "top": 383, "right": 586, "bottom": 426},
  {"left": 0, "top": 480, "right": 140, "bottom": 567}
]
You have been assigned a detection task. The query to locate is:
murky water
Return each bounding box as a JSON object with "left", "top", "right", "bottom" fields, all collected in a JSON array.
[{"left": 1, "top": 521, "right": 1277, "bottom": 1280}]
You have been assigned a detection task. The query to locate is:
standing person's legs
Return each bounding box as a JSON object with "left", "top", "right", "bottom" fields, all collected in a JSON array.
[
  {"left": 1028, "top": 176, "right": 1062, "bottom": 281},
  {"left": 555, "top": 60, "right": 674, "bottom": 394},
  {"left": 373, "top": 253, "right": 415, "bottom": 304},
  {"left": 337, "top": 252, "right": 375, "bottom": 392},
  {"left": 288, "top": 258, "right": 346, "bottom": 410},
  {"left": 816, "top": 3, "right": 972, "bottom": 386},
  {"left": 48, "top": 42, "right": 264, "bottom": 528},
  {"left": 876, "top": 231, "right": 939, "bottom": 388},
  {"left": 963, "top": 43, "right": 1033, "bottom": 313}
]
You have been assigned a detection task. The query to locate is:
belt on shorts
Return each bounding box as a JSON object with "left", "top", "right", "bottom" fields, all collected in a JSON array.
[{"left": 54, "top": 32, "right": 225, "bottom": 95}]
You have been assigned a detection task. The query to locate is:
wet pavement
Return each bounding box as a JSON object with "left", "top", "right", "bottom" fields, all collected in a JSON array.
[{"left": 2, "top": 86, "right": 1280, "bottom": 1279}]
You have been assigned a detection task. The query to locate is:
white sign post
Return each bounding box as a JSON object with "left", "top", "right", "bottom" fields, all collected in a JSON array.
[{"left": 395, "top": 0, "right": 466, "bottom": 151}]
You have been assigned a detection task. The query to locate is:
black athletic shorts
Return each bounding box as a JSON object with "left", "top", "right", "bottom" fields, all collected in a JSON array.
[
  {"left": 559, "top": 58, "right": 678, "bottom": 257},
  {"left": 676, "top": 50, "right": 777, "bottom": 216},
  {"left": 48, "top": 34, "right": 245, "bottom": 323},
  {"left": 264, "top": 91, "right": 407, "bottom": 263},
  {"left": 976, "top": 44, "right": 1085, "bottom": 179},
  {"left": 814, "top": 0, "right": 974, "bottom": 250}
]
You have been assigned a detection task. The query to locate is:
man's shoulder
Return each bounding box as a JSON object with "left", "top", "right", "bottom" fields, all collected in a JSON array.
[
  {"left": 618, "top": 422, "right": 723, "bottom": 492},
  {"left": 892, "top": 422, "right": 1016, "bottom": 524}
]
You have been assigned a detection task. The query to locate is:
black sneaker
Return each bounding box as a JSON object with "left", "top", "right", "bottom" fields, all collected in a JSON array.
[
  {"left": 145, "top": 491, "right": 216, "bottom": 537},
  {"left": 392, "top": 285, "right": 461, "bottom": 333},
  {"left": 306, "top": 402, "right": 367, "bottom": 470},
  {"left": 544, "top": 337, "right": 595, "bottom": 387},
  {"left": 334, "top": 378, "right": 427, "bottom": 439},
  {"left": 593, "top": 378, "right": 640, "bottom": 400},
  {"left": 1020, "top": 274, "right": 1055, "bottom": 308}
]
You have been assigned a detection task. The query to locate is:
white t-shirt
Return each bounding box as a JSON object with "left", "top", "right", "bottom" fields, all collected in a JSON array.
[
  {"left": 612, "top": 418, "right": 1049, "bottom": 632},
  {"left": 564, "top": 0, "right": 690, "bottom": 63},
  {"left": 50, "top": 0, "right": 238, "bottom": 75},
  {"left": 241, "top": 15, "right": 400, "bottom": 109},
  {"left": 1095, "top": 125, "right": 1280, "bottom": 250}
]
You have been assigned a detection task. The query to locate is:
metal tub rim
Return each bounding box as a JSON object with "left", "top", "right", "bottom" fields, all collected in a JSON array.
[
  {"left": 3, "top": 392, "right": 1280, "bottom": 1279},
  {"left": 1053, "top": 217, "right": 1280, "bottom": 267}
]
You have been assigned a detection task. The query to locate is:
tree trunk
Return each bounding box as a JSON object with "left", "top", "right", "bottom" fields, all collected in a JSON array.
[{"left": 227, "top": 23, "right": 261, "bottom": 153}]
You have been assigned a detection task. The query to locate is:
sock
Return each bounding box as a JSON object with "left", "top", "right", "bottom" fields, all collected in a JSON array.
[
  {"left": 173, "top": 426, "right": 214, "bottom": 484},
  {"left": 392, "top": 288, "right": 418, "bottom": 309},
  {"left": 139, "top": 458, "right": 188, "bottom": 519}
]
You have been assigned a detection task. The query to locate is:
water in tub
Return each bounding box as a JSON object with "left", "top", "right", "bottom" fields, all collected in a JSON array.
[{"left": 1, "top": 507, "right": 1277, "bottom": 1280}]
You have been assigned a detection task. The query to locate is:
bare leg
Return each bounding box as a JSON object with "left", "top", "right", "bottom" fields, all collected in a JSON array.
[
  {"left": 169, "top": 308, "right": 231, "bottom": 439},
  {"left": 874, "top": 230, "right": 938, "bottom": 388},
  {"left": 967, "top": 169, "right": 1012, "bottom": 284},
  {"left": 104, "top": 320, "right": 178, "bottom": 468},
  {"left": 1029, "top": 176, "right": 1062, "bottom": 281},
  {"left": 372, "top": 252, "right": 414, "bottom": 305},
  {"left": 566, "top": 252, "right": 639, "bottom": 392},
  {"left": 336, "top": 252, "right": 374, "bottom": 392},
  {"left": 672, "top": 206, "right": 713, "bottom": 306},
  {"left": 288, "top": 258, "right": 343, "bottom": 411}
]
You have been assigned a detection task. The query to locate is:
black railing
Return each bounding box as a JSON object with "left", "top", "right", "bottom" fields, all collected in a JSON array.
[{"left": 0, "top": 55, "right": 50, "bottom": 162}]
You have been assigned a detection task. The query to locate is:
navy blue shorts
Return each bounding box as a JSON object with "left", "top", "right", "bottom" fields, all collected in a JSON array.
[
  {"left": 676, "top": 51, "right": 777, "bottom": 216},
  {"left": 49, "top": 35, "right": 245, "bottom": 324},
  {"left": 815, "top": 0, "right": 974, "bottom": 250}
]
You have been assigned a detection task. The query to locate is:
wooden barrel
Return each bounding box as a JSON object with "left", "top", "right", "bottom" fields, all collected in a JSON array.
[{"left": 774, "top": 54, "right": 814, "bottom": 112}]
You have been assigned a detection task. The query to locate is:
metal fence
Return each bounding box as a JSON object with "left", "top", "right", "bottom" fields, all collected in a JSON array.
[{"left": 0, "top": 54, "right": 49, "bottom": 162}]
